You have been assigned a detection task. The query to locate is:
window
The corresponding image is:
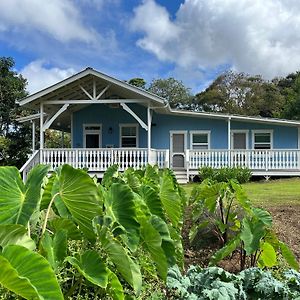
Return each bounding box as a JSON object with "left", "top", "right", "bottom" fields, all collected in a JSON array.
[
  {"left": 120, "top": 124, "right": 138, "bottom": 148},
  {"left": 190, "top": 131, "right": 210, "bottom": 150},
  {"left": 83, "top": 124, "right": 101, "bottom": 148},
  {"left": 253, "top": 130, "right": 273, "bottom": 149}
]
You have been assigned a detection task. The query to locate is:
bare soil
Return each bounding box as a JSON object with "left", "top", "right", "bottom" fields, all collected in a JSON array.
[{"left": 182, "top": 204, "right": 300, "bottom": 271}]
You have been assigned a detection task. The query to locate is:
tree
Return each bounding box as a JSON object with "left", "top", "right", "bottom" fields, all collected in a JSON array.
[
  {"left": 194, "top": 71, "right": 285, "bottom": 117},
  {"left": 128, "top": 78, "right": 147, "bottom": 89},
  {"left": 0, "top": 57, "right": 31, "bottom": 167},
  {"left": 148, "top": 77, "right": 193, "bottom": 108}
]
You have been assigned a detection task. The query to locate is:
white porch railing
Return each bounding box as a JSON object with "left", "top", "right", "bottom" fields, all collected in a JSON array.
[
  {"left": 189, "top": 149, "right": 300, "bottom": 171},
  {"left": 19, "top": 150, "right": 40, "bottom": 181}
]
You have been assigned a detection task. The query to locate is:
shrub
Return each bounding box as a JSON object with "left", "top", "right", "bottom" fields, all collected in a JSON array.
[
  {"left": 199, "top": 166, "right": 252, "bottom": 184},
  {"left": 167, "top": 265, "right": 300, "bottom": 300}
]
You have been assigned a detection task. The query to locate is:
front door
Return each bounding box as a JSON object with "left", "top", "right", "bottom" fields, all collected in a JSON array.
[
  {"left": 232, "top": 132, "right": 247, "bottom": 149},
  {"left": 83, "top": 124, "right": 102, "bottom": 148},
  {"left": 170, "top": 131, "right": 186, "bottom": 168}
]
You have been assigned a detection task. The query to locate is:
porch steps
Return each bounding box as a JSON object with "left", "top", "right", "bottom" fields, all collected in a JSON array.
[{"left": 173, "top": 169, "right": 188, "bottom": 184}]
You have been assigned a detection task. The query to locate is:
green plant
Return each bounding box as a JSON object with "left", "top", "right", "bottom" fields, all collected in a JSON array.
[
  {"left": 199, "top": 166, "right": 252, "bottom": 184},
  {"left": 167, "top": 265, "right": 300, "bottom": 300},
  {"left": 190, "top": 180, "right": 299, "bottom": 271},
  {"left": 0, "top": 164, "right": 185, "bottom": 299}
]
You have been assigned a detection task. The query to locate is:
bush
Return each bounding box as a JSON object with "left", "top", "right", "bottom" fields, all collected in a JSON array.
[
  {"left": 199, "top": 166, "right": 252, "bottom": 183},
  {"left": 167, "top": 265, "right": 300, "bottom": 300}
]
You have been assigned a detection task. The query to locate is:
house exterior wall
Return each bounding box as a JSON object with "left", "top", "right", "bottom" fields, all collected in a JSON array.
[{"left": 72, "top": 103, "right": 299, "bottom": 150}]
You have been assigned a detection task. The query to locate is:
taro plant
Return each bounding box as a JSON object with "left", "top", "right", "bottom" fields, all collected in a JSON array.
[
  {"left": 0, "top": 163, "right": 185, "bottom": 299},
  {"left": 190, "top": 180, "right": 299, "bottom": 271}
]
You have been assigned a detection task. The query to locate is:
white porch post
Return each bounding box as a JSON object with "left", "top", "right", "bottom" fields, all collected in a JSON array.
[
  {"left": 31, "top": 120, "right": 35, "bottom": 151},
  {"left": 40, "top": 102, "right": 44, "bottom": 149},
  {"left": 228, "top": 117, "right": 231, "bottom": 166},
  {"left": 147, "top": 105, "right": 153, "bottom": 164}
]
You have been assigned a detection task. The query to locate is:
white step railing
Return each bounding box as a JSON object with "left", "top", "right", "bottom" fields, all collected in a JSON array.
[
  {"left": 189, "top": 149, "right": 300, "bottom": 171},
  {"left": 19, "top": 150, "right": 40, "bottom": 181}
]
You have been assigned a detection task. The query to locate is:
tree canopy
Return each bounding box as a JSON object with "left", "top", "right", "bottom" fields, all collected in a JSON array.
[{"left": 0, "top": 57, "right": 31, "bottom": 167}]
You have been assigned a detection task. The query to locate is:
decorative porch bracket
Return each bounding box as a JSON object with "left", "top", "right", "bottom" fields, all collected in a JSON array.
[
  {"left": 120, "top": 103, "right": 148, "bottom": 131},
  {"left": 42, "top": 104, "right": 69, "bottom": 131},
  {"left": 80, "top": 81, "right": 110, "bottom": 100}
]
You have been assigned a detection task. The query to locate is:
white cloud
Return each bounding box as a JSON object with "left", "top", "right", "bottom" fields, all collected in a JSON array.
[
  {"left": 0, "top": 0, "right": 97, "bottom": 43},
  {"left": 20, "top": 61, "right": 76, "bottom": 94},
  {"left": 131, "top": 0, "right": 300, "bottom": 79}
]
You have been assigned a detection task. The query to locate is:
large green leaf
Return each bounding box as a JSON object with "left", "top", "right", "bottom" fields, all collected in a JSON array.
[
  {"left": 40, "top": 173, "right": 57, "bottom": 210},
  {"left": 66, "top": 250, "right": 109, "bottom": 288},
  {"left": 102, "top": 164, "right": 119, "bottom": 188},
  {"left": 159, "top": 173, "right": 182, "bottom": 227},
  {"left": 140, "top": 217, "right": 168, "bottom": 279},
  {"left": 57, "top": 165, "right": 102, "bottom": 241},
  {"left": 105, "top": 183, "right": 140, "bottom": 251},
  {"left": 99, "top": 228, "right": 142, "bottom": 295},
  {"left": 0, "top": 245, "right": 63, "bottom": 299},
  {"left": 140, "top": 185, "right": 164, "bottom": 219},
  {"left": 40, "top": 230, "right": 67, "bottom": 271},
  {"left": 210, "top": 235, "right": 241, "bottom": 265},
  {"left": 49, "top": 217, "right": 82, "bottom": 240},
  {"left": 107, "top": 269, "right": 124, "bottom": 300},
  {"left": 0, "top": 165, "right": 49, "bottom": 225},
  {"left": 240, "top": 218, "right": 265, "bottom": 255},
  {"left": 279, "top": 241, "right": 299, "bottom": 271},
  {"left": 0, "top": 224, "right": 35, "bottom": 250},
  {"left": 259, "top": 242, "right": 277, "bottom": 267}
]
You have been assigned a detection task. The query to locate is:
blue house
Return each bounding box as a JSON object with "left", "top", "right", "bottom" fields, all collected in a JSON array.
[{"left": 18, "top": 68, "right": 300, "bottom": 183}]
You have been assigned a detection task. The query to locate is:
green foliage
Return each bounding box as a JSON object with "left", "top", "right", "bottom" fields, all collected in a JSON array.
[
  {"left": 190, "top": 180, "right": 299, "bottom": 271},
  {"left": 199, "top": 166, "right": 252, "bottom": 183},
  {"left": 0, "top": 163, "right": 185, "bottom": 299},
  {"left": 167, "top": 265, "right": 300, "bottom": 300},
  {"left": 0, "top": 57, "right": 31, "bottom": 168}
]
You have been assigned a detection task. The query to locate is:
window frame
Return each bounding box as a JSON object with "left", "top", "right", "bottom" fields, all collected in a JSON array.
[
  {"left": 83, "top": 123, "right": 102, "bottom": 148},
  {"left": 189, "top": 130, "right": 211, "bottom": 150},
  {"left": 252, "top": 129, "right": 273, "bottom": 150},
  {"left": 119, "top": 123, "right": 139, "bottom": 148}
]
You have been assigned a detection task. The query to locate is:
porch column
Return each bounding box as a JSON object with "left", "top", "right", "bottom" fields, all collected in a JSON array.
[
  {"left": 40, "top": 102, "right": 44, "bottom": 149},
  {"left": 31, "top": 120, "right": 35, "bottom": 151},
  {"left": 227, "top": 117, "right": 231, "bottom": 150},
  {"left": 228, "top": 117, "right": 231, "bottom": 167},
  {"left": 147, "top": 105, "right": 153, "bottom": 163}
]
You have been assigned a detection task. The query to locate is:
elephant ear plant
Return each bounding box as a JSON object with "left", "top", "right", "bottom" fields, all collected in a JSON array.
[{"left": 0, "top": 163, "right": 185, "bottom": 299}]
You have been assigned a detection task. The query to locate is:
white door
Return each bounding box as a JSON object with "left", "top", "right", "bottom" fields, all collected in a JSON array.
[{"left": 170, "top": 132, "right": 186, "bottom": 168}]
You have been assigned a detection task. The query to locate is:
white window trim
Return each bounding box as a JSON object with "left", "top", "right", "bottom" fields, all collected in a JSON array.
[
  {"left": 83, "top": 123, "right": 102, "bottom": 148},
  {"left": 119, "top": 123, "right": 139, "bottom": 148},
  {"left": 189, "top": 130, "right": 211, "bottom": 150},
  {"left": 252, "top": 129, "right": 273, "bottom": 149},
  {"left": 231, "top": 130, "right": 249, "bottom": 149}
]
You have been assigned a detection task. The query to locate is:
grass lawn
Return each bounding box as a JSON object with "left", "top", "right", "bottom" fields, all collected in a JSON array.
[{"left": 182, "top": 177, "right": 300, "bottom": 207}]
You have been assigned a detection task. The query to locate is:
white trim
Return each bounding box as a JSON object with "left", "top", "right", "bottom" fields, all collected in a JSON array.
[
  {"left": 170, "top": 130, "right": 188, "bottom": 168},
  {"left": 40, "top": 102, "right": 44, "bottom": 149},
  {"left": 96, "top": 85, "right": 110, "bottom": 100},
  {"left": 252, "top": 129, "right": 273, "bottom": 149},
  {"left": 231, "top": 130, "right": 249, "bottom": 149},
  {"left": 16, "top": 113, "right": 47, "bottom": 123},
  {"left": 83, "top": 123, "right": 102, "bottom": 148},
  {"left": 42, "top": 104, "right": 69, "bottom": 131},
  {"left": 189, "top": 130, "right": 211, "bottom": 150},
  {"left": 119, "top": 123, "right": 139, "bottom": 148},
  {"left": 80, "top": 85, "right": 93, "bottom": 100},
  {"left": 19, "top": 68, "right": 165, "bottom": 106},
  {"left": 120, "top": 103, "right": 148, "bottom": 130},
  {"left": 228, "top": 118, "right": 231, "bottom": 150},
  {"left": 44, "top": 99, "right": 149, "bottom": 105}
]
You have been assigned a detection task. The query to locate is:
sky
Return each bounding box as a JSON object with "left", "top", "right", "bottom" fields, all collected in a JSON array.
[{"left": 1, "top": 0, "right": 300, "bottom": 94}]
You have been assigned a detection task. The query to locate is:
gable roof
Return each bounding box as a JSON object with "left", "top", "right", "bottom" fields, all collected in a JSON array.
[{"left": 19, "top": 67, "right": 165, "bottom": 108}]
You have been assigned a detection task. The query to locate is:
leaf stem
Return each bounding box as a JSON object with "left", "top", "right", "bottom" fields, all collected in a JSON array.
[{"left": 41, "top": 192, "right": 60, "bottom": 237}]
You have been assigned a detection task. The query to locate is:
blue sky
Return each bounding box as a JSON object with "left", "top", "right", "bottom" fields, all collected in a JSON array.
[{"left": 1, "top": 0, "right": 300, "bottom": 94}]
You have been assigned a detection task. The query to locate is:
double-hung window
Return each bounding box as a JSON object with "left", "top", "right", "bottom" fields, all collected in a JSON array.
[
  {"left": 252, "top": 130, "right": 273, "bottom": 149},
  {"left": 190, "top": 131, "right": 210, "bottom": 150},
  {"left": 120, "top": 124, "right": 138, "bottom": 147}
]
